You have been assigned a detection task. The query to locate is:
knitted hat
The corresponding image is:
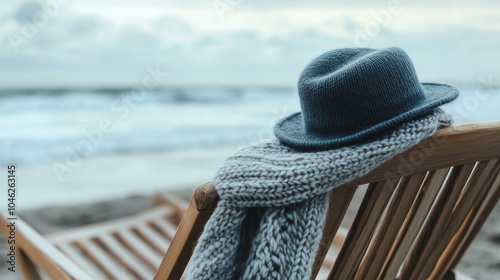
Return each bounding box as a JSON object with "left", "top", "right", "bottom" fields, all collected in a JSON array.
[{"left": 274, "top": 47, "right": 458, "bottom": 150}]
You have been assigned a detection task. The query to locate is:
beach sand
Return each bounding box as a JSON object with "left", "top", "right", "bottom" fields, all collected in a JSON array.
[
  {"left": 12, "top": 145, "right": 241, "bottom": 210},
  {"left": 1, "top": 188, "right": 499, "bottom": 279}
]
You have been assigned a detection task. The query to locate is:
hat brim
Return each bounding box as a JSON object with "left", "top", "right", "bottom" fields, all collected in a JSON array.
[{"left": 274, "top": 83, "right": 458, "bottom": 151}]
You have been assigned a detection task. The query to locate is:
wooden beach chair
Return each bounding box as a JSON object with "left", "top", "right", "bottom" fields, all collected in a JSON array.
[
  {"left": 0, "top": 193, "right": 188, "bottom": 280},
  {"left": 2, "top": 121, "right": 500, "bottom": 279}
]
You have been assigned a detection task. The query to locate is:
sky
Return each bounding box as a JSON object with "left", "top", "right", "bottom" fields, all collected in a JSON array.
[{"left": 0, "top": 0, "right": 499, "bottom": 88}]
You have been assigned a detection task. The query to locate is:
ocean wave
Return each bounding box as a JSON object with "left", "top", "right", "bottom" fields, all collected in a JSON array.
[
  {"left": 0, "top": 87, "right": 299, "bottom": 164},
  {"left": 2, "top": 86, "right": 497, "bottom": 165}
]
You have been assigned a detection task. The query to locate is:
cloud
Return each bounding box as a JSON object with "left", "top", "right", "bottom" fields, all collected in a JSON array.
[
  {"left": 12, "top": 1, "right": 43, "bottom": 23},
  {"left": 68, "top": 16, "right": 101, "bottom": 35},
  {"left": 0, "top": 1, "right": 499, "bottom": 88}
]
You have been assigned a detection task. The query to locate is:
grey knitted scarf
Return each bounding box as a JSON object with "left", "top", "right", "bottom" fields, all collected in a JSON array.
[{"left": 188, "top": 110, "right": 451, "bottom": 280}]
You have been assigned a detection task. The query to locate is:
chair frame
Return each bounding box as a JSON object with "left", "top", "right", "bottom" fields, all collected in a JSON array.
[
  {"left": 0, "top": 193, "right": 187, "bottom": 280},
  {"left": 1, "top": 121, "right": 499, "bottom": 280},
  {"left": 155, "top": 121, "right": 500, "bottom": 280}
]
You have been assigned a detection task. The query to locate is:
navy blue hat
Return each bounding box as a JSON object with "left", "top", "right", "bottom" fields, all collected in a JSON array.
[{"left": 274, "top": 47, "right": 458, "bottom": 151}]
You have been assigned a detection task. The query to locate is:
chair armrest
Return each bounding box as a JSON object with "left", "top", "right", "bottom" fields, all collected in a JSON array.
[
  {"left": 154, "top": 182, "right": 219, "bottom": 280},
  {"left": 0, "top": 214, "right": 93, "bottom": 280}
]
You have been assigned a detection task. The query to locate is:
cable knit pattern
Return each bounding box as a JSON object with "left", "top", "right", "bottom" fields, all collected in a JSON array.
[{"left": 188, "top": 110, "right": 451, "bottom": 280}]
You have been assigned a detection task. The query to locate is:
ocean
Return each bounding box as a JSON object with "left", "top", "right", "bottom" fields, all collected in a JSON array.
[
  {"left": 1, "top": 86, "right": 498, "bottom": 208},
  {"left": 0, "top": 87, "right": 300, "bottom": 165}
]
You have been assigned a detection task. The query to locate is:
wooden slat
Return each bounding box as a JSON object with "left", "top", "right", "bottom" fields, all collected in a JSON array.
[
  {"left": 154, "top": 182, "right": 219, "bottom": 280},
  {"left": 0, "top": 215, "right": 92, "bottom": 280},
  {"left": 449, "top": 166, "right": 500, "bottom": 269},
  {"left": 328, "top": 179, "right": 400, "bottom": 280},
  {"left": 331, "top": 226, "right": 349, "bottom": 248},
  {"left": 57, "top": 243, "right": 109, "bottom": 280},
  {"left": 150, "top": 218, "right": 178, "bottom": 239},
  {"left": 401, "top": 163, "right": 476, "bottom": 279},
  {"left": 310, "top": 186, "right": 357, "bottom": 280},
  {"left": 153, "top": 193, "right": 189, "bottom": 222},
  {"left": 400, "top": 162, "right": 484, "bottom": 280},
  {"left": 318, "top": 245, "right": 342, "bottom": 278},
  {"left": 354, "top": 172, "right": 427, "bottom": 280},
  {"left": 76, "top": 239, "right": 125, "bottom": 280},
  {"left": 430, "top": 159, "right": 500, "bottom": 279},
  {"left": 5, "top": 122, "right": 498, "bottom": 280},
  {"left": 115, "top": 230, "right": 163, "bottom": 269},
  {"left": 321, "top": 249, "right": 339, "bottom": 269},
  {"left": 379, "top": 168, "right": 450, "bottom": 280},
  {"left": 45, "top": 206, "right": 174, "bottom": 243},
  {"left": 134, "top": 224, "right": 171, "bottom": 253},
  {"left": 316, "top": 267, "right": 333, "bottom": 280},
  {"left": 348, "top": 121, "right": 500, "bottom": 186},
  {"left": 97, "top": 234, "right": 154, "bottom": 279},
  {"left": 418, "top": 159, "right": 500, "bottom": 279},
  {"left": 17, "top": 249, "right": 42, "bottom": 280}
]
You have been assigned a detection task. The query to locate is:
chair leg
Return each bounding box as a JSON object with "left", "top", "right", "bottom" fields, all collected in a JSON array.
[{"left": 18, "top": 249, "right": 42, "bottom": 280}]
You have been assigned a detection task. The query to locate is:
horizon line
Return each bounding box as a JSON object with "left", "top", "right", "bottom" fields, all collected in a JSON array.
[{"left": 0, "top": 81, "right": 498, "bottom": 93}]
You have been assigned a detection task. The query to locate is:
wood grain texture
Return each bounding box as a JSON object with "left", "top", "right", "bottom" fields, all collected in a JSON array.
[
  {"left": 97, "top": 234, "right": 154, "bottom": 279},
  {"left": 76, "top": 239, "right": 124, "bottom": 279},
  {"left": 17, "top": 249, "right": 42, "bottom": 280},
  {"left": 0, "top": 215, "right": 92, "bottom": 280},
  {"left": 151, "top": 218, "right": 178, "bottom": 239},
  {"left": 134, "top": 225, "right": 171, "bottom": 253},
  {"left": 45, "top": 206, "right": 174, "bottom": 242},
  {"left": 56, "top": 242, "right": 110, "bottom": 279},
  {"left": 0, "top": 195, "right": 186, "bottom": 280},
  {"left": 431, "top": 160, "right": 500, "bottom": 279},
  {"left": 349, "top": 121, "right": 500, "bottom": 186},
  {"left": 115, "top": 230, "right": 163, "bottom": 269},
  {"left": 328, "top": 179, "right": 400, "bottom": 280},
  {"left": 400, "top": 163, "right": 477, "bottom": 280},
  {"left": 355, "top": 172, "right": 427, "bottom": 280},
  {"left": 418, "top": 159, "right": 499, "bottom": 279},
  {"left": 449, "top": 168, "right": 500, "bottom": 270},
  {"left": 154, "top": 183, "right": 219, "bottom": 280},
  {"left": 379, "top": 168, "right": 450, "bottom": 280},
  {"left": 2, "top": 122, "right": 499, "bottom": 280},
  {"left": 310, "top": 186, "right": 357, "bottom": 280}
]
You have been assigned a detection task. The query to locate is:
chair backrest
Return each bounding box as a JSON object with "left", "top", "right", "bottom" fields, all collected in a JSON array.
[{"left": 155, "top": 121, "right": 500, "bottom": 280}]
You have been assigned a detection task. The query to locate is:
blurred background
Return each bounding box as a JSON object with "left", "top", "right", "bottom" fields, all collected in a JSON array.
[{"left": 1, "top": 0, "right": 499, "bottom": 209}]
